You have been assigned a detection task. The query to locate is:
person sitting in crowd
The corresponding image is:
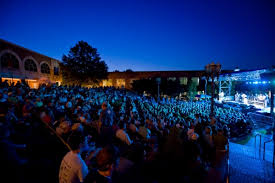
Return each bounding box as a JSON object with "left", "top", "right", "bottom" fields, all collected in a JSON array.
[
  {"left": 84, "top": 145, "right": 119, "bottom": 183},
  {"left": 138, "top": 122, "right": 151, "bottom": 140},
  {"left": 116, "top": 122, "right": 132, "bottom": 146}
]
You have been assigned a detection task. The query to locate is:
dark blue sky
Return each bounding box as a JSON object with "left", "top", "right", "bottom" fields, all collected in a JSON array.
[{"left": 1, "top": 0, "right": 274, "bottom": 71}]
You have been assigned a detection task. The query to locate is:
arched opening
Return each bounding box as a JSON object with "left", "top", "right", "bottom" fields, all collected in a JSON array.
[
  {"left": 24, "top": 59, "right": 37, "bottom": 72},
  {"left": 0, "top": 52, "right": 20, "bottom": 69},
  {"left": 41, "top": 63, "right": 50, "bottom": 74}
]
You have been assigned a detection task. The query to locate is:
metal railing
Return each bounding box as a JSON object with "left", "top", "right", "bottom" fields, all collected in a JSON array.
[
  {"left": 42, "top": 121, "right": 72, "bottom": 151},
  {"left": 263, "top": 137, "right": 275, "bottom": 168},
  {"left": 226, "top": 143, "right": 230, "bottom": 183},
  {"left": 263, "top": 138, "right": 272, "bottom": 160},
  {"left": 255, "top": 133, "right": 262, "bottom": 151}
]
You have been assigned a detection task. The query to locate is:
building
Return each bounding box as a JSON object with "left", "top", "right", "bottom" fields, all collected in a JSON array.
[
  {"left": 0, "top": 39, "right": 62, "bottom": 88},
  {"left": 1, "top": 39, "right": 234, "bottom": 91},
  {"left": 102, "top": 70, "right": 206, "bottom": 89}
]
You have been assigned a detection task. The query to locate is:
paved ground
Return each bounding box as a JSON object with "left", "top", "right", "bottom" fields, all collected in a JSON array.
[
  {"left": 229, "top": 141, "right": 275, "bottom": 183},
  {"left": 229, "top": 118, "right": 275, "bottom": 183}
]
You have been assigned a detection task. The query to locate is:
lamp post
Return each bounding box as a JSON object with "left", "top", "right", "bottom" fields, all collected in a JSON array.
[
  {"left": 204, "top": 77, "right": 208, "bottom": 95},
  {"left": 156, "top": 77, "right": 161, "bottom": 101},
  {"left": 205, "top": 62, "right": 221, "bottom": 117}
]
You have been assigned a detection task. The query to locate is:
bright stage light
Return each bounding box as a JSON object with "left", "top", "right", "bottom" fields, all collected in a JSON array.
[{"left": 262, "top": 81, "right": 267, "bottom": 84}]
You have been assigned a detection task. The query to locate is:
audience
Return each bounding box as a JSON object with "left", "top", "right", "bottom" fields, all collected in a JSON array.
[{"left": 0, "top": 80, "right": 253, "bottom": 183}]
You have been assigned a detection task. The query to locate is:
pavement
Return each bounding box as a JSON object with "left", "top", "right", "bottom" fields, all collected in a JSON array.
[{"left": 228, "top": 123, "right": 275, "bottom": 183}]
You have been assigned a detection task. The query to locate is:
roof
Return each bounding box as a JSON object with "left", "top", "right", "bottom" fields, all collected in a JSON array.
[
  {"left": 219, "top": 68, "right": 269, "bottom": 81},
  {"left": 0, "top": 38, "right": 61, "bottom": 62}
]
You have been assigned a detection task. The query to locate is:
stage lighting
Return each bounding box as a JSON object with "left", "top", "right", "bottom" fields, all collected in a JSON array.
[{"left": 262, "top": 81, "right": 267, "bottom": 84}]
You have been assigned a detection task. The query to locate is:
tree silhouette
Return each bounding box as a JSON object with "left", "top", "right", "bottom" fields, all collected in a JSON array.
[
  {"left": 125, "top": 69, "right": 133, "bottom": 72},
  {"left": 62, "top": 41, "right": 108, "bottom": 85}
]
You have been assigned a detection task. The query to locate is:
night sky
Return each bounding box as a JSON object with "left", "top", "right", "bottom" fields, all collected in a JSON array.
[{"left": 1, "top": 0, "right": 274, "bottom": 71}]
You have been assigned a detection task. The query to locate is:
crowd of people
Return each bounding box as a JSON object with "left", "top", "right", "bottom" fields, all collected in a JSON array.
[{"left": 0, "top": 80, "right": 252, "bottom": 183}]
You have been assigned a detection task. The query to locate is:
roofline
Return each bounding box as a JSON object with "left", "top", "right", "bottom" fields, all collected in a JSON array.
[
  {"left": 109, "top": 70, "right": 233, "bottom": 73},
  {"left": 110, "top": 70, "right": 204, "bottom": 73},
  {"left": 220, "top": 68, "right": 268, "bottom": 76},
  {"left": 0, "top": 38, "right": 61, "bottom": 62}
]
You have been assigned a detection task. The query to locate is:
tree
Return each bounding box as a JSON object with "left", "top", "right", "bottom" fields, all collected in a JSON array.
[
  {"left": 132, "top": 78, "right": 184, "bottom": 97},
  {"left": 125, "top": 69, "right": 133, "bottom": 72},
  {"left": 187, "top": 79, "right": 197, "bottom": 99},
  {"left": 197, "top": 79, "right": 205, "bottom": 93},
  {"left": 132, "top": 79, "right": 157, "bottom": 96},
  {"left": 62, "top": 41, "right": 108, "bottom": 85},
  {"left": 160, "top": 78, "right": 182, "bottom": 97}
]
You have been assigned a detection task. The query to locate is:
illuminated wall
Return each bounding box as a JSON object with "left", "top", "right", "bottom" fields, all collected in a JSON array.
[
  {"left": 116, "top": 79, "right": 125, "bottom": 87},
  {"left": 102, "top": 79, "right": 113, "bottom": 87},
  {"left": 0, "top": 39, "right": 62, "bottom": 88}
]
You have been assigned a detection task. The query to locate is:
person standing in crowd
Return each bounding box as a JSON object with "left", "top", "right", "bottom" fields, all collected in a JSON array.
[
  {"left": 59, "top": 131, "right": 89, "bottom": 183},
  {"left": 99, "top": 102, "right": 114, "bottom": 127},
  {"left": 213, "top": 128, "right": 228, "bottom": 151},
  {"left": 98, "top": 102, "right": 115, "bottom": 146}
]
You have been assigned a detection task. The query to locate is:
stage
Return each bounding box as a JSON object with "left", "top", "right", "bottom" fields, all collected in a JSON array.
[
  {"left": 220, "top": 100, "right": 274, "bottom": 114},
  {"left": 217, "top": 68, "right": 275, "bottom": 115}
]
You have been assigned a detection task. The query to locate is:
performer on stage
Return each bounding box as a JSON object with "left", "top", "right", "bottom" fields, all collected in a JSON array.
[
  {"left": 258, "top": 94, "right": 267, "bottom": 108},
  {"left": 219, "top": 91, "right": 224, "bottom": 102},
  {"left": 235, "top": 92, "right": 240, "bottom": 102},
  {"left": 241, "top": 93, "right": 248, "bottom": 105},
  {"left": 264, "top": 93, "right": 269, "bottom": 108}
]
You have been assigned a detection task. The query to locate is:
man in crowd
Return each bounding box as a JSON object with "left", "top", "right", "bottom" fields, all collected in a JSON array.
[
  {"left": 84, "top": 145, "right": 119, "bottom": 183},
  {"left": 116, "top": 122, "right": 132, "bottom": 145},
  {"left": 59, "top": 131, "right": 89, "bottom": 183}
]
